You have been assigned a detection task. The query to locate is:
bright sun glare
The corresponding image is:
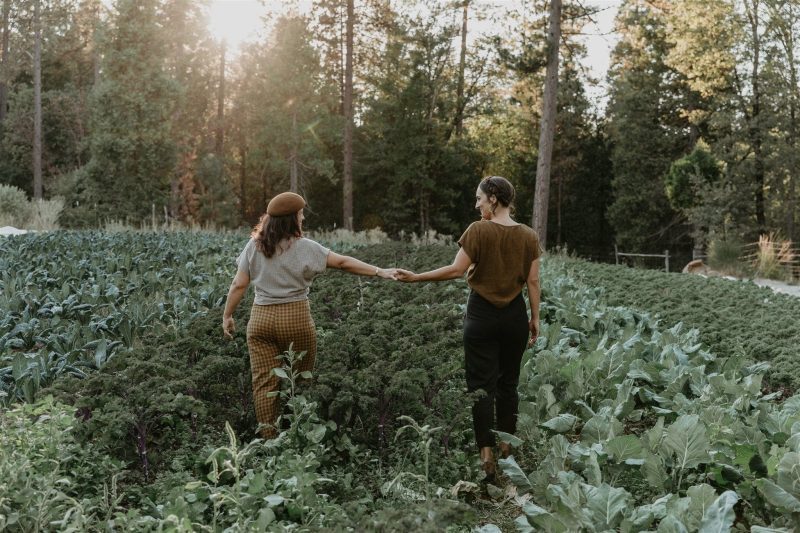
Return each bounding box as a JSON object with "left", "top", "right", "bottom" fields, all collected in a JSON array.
[{"left": 207, "top": 0, "right": 265, "bottom": 50}]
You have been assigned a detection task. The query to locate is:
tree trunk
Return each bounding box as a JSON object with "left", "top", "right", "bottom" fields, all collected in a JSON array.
[
  {"left": 455, "top": 0, "right": 468, "bottom": 137},
  {"left": 532, "top": 0, "right": 562, "bottom": 249},
  {"left": 0, "top": 0, "right": 10, "bottom": 125},
  {"left": 342, "top": 0, "right": 354, "bottom": 229},
  {"left": 33, "top": 0, "right": 43, "bottom": 200},
  {"left": 215, "top": 42, "right": 225, "bottom": 157},
  {"left": 746, "top": 0, "right": 766, "bottom": 233},
  {"left": 239, "top": 144, "right": 247, "bottom": 221},
  {"left": 290, "top": 110, "right": 298, "bottom": 192}
]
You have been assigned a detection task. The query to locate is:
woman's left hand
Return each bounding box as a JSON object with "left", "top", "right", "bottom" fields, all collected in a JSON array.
[
  {"left": 223, "top": 316, "right": 236, "bottom": 339},
  {"left": 528, "top": 318, "right": 539, "bottom": 346}
]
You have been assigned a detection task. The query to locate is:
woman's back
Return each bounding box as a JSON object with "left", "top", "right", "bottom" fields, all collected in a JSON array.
[{"left": 236, "top": 237, "right": 329, "bottom": 305}]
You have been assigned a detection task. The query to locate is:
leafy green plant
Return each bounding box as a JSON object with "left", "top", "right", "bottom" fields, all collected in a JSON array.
[
  {"left": 0, "top": 184, "right": 32, "bottom": 228},
  {"left": 0, "top": 397, "right": 125, "bottom": 531},
  {"left": 708, "top": 236, "right": 747, "bottom": 275}
]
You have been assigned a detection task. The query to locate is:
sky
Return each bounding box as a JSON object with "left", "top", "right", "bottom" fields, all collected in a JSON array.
[{"left": 207, "top": 0, "right": 622, "bottom": 108}]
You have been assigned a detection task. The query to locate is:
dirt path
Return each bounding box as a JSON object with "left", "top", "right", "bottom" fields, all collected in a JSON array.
[{"left": 751, "top": 278, "right": 800, "bottom": 297}]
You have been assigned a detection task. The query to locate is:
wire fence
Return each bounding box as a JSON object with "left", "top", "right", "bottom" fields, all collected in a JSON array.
[{"left": 741, "top": 240, "right": 800, "bottom": 281}]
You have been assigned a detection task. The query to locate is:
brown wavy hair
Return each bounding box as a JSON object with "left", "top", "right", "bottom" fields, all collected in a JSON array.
[{"left": 251, "top": 212, "right": 302, "bottom": 258}]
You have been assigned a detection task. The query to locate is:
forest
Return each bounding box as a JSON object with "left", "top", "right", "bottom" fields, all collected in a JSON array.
[{"left": 2, "top": 0, "right": 798, "bottom": 264}]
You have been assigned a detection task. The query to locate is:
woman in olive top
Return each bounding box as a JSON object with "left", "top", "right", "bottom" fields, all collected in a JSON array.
[
  {"left": 223, "top": 192, "right": 398, "bottom": 439},
  {"left": 397, "top": 176, "right": 541, "bottom": 482}
]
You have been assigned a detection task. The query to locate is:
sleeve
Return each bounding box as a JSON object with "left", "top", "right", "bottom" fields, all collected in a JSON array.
[
  {"left": 303, "top": 238, "right": 330, "bottom": 277},
  {"left": 236, "top": 239, "right": 254, "bottom": 275},
  {"left": 458, "top": 222, "right": 480, "bottom": 263}
]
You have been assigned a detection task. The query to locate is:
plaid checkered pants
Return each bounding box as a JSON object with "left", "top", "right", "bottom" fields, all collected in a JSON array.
[{"left": 246, "top": 300, "right": 316, "bottom": 439}]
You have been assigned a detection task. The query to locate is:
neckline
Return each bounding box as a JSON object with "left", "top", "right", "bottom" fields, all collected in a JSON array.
[{"left": 487, "top": 220, "right": 521, "bottom": 228}]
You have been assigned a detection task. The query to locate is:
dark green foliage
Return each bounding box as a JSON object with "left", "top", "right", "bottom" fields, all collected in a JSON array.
[
  {"left": 664, "top": 143, "right": 721, "bottom": 211},
  {"left": 310, "top": 244, "right": 473, "bottom": 456},
  {"left": 606, "top": 1, "right": 690, "bottom": 251},
  {"left": 47, "top": 303, "right": 254, "bottom": 483},
  {"left": 60, "top": 0, "right": 179, "bottom": 227}
]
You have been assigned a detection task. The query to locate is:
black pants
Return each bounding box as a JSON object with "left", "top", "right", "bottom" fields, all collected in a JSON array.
[{"left": 463, "top": 291, "right": 529, "bottom": 449}]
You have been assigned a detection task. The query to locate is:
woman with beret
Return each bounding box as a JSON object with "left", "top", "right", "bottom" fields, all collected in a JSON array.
[
  {"left": 223, "top": 191, "right": 398, "bottom": 439},
  {"left": 397, "top": 176, "right": 541, "bottom": 483}
]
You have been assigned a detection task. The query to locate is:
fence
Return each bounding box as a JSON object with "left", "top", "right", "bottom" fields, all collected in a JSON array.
[
  {"left": 614, "top": 245, "right": 671, "bottom": 273},
  {"left": 741, "top": 240, "right": 800, "bottom": 281}
]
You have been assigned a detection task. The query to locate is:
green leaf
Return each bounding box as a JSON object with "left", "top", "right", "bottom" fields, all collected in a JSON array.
[
  {"left": 498, "top": 456, "right": 532, "bottom": 491},
  {"left": 272, "top": 367, "right": 288, "bottom": 379},
  {"left": 585, "top": 452, "right": 602, "bottom": 486},
  {"left": 583, "top": 483, "right": 630, "bottom": 530},
  {"left": 697, "top": 491, "right": 738, "bottom": 533},
  {"left": 777, "top": 451, "right": 800, "bottom": 496},
  {"left": 494, "top": 431, "right": 524, "bottom": 448},
  {"left": 756, "top": 479, "right": 800, "bottom": 512},
  {"left": 606, "top": 435, "right": 644, "bottom": 464},
  {"left": 662, "top": 415, "right": 709, "bottom": 471},
  {"left": 541, "top": 414, "right": 579, "bottom": 433},
  {"left": 643, "top": 452, "right": 669, "bottom": 492},
  {"left": 657, "top": 514, "right": 689, "bottom": 533}
]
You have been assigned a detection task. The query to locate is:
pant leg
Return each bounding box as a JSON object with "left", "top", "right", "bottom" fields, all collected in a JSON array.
[
  {"left": 273, "top": 300, "right": 317, "bottom": 376},
  {"left": 495, "top": 294, "right": 530, "bottom": 436},
  {"left": 463, "top": 292, "right": 501, "bottom": 449},
  {"left": 247, "top": 305, "right": 282, "bottom": 439}
]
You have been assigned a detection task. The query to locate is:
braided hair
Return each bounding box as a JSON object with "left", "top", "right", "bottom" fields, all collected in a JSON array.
[{"left": 479, "top": 176, "right": 515, "bottom": 213}]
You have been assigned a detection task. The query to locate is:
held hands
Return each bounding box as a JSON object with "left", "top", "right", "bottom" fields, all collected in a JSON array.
[
  {"left": 376, "top": 267, "right": 400, "bottom": 280},
  {"left": 395, "top": 269, "right": 417, "bottom": 282},
  {"left": 223, "top": 316, "right": 235, "bottom": 339}
]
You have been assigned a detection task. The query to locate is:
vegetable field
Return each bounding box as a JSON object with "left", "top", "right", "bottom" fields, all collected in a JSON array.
[{"left": 1, "top": 232, "right": 799, "bottom": 531}]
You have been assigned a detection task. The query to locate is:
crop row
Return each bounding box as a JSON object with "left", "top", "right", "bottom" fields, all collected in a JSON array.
[
  {"left": 0, "top": 231, "right": 247, "bottom": 403},
  {"left": 500, "top": 261, "right": 800, "bottom": 531},
  {"left": 552, "top": 256, "right": 800, "bottom": 392}
]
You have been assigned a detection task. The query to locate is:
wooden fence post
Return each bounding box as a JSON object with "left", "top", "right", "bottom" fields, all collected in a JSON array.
[
  {"left": 615, "top": 244, "right": 619, "bottom": 265},
  {"left": 664, "top": 250, "right": 670, "bottom": 273}
]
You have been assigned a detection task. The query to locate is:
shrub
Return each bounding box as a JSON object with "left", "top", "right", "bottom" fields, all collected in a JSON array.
[
  {"left": 0, "top": 184, "right": 32, "bottom": 228},
  {"left": 707, "top": 237, "right": 747, "bottom": 275},
  {"left": 28, "top": 197, "right": 64, "bottom": 230},
  {"left": 0, "top": 397, "right": 125, "bottom": 531},
  {"left": 753, "top": 233, "right": 794, "bottom": 281}
]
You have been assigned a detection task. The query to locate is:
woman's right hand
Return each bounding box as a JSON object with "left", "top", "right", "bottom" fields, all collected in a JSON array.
[
  {"left": 223, "top": 316, "right": 235, "bottom": 339},
  {"left": 395, "top": 269, "right": 417, "bottom": 282}
]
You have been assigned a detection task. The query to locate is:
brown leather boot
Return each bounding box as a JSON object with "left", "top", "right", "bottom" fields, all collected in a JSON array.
[{"left": 480, "top": 446, "right": 496, "bottom": 484}]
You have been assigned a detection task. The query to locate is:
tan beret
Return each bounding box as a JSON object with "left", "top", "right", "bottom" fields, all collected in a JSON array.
[{"left": 267, "top": 192, "right": 306, "bottom": 216}]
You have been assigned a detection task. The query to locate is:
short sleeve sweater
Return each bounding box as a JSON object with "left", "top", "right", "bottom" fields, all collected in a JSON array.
[
  {"left": 458, "top": 221, "right": 541, "bottom": 308},
  {"left": 236, "top": 237, "right": 330, "bottom": 305}
]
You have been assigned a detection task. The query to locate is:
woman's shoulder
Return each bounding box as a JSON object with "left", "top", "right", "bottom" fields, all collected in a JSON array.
[{"left": 297, "top": 237, "right": 330, "bottom": 252}]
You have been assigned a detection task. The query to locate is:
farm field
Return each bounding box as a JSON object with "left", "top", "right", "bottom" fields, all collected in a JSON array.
[{"left": 1, "top": 232, "right": 800, "bottom": 531}]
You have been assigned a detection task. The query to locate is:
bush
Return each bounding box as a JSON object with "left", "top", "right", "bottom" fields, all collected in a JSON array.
[
  {"left": 0, "top": 397, "right": 125, "bottom": 531},
  {"left": 0, "top": 184, "right": 31, "bottom": 228},
  {"left": 28, "top": 197, "right": 64, "bottom": 230},
  {"left": 707, "top": 237, "right": 747, "bottom": 275}
]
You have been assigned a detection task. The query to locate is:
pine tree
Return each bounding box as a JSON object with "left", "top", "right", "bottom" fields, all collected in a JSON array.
[{"left": 61, "top": 0, "right": 178, "bottom": 227}]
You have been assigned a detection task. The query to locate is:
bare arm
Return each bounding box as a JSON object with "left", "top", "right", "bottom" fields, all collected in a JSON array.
[
  {"left": 223, "top": 270, "right": 249, "bottom": 338},
  {"left": 526, "top": 259, "right": 540, "bottom": 345},
  {"left": 398, "top": 248, "right": 473, "bottom": 282},
  {"left": 326, "top": 251, "right": 397, "bottom": 279}
]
